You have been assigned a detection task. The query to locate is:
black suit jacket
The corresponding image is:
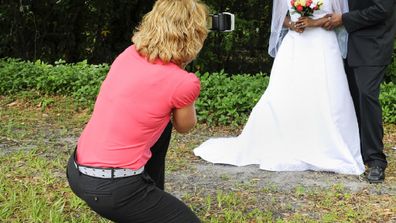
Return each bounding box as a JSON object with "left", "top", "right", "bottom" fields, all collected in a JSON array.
[{"left": 342, "top": 0, "right": 396, "bottom": 67}]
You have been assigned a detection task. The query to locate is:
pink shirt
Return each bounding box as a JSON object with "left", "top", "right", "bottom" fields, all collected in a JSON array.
[{"left": 77, "top": 45, "right": 200, "bottom": 170}]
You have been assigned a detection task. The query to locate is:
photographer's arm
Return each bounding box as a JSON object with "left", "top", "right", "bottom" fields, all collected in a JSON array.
[{"left": 172, "top": 103, "right": 197, "bottom": 134}]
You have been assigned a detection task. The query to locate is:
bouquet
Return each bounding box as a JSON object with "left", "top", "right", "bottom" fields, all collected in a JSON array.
[{"left": 290, "top": 0, "right": 323, "bottom": 17}]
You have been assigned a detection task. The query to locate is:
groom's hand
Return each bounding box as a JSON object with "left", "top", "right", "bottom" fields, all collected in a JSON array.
[{"left": 323, "top": 13, "right": 343, "bottom": 30}]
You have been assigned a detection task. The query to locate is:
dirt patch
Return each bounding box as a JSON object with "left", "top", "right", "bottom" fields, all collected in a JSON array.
[
  {"left": 166, "top": 158, "right": 396, "bottom": 200},
  {"left": 165, "top": 125, "right": 396, "bottom": 199}
]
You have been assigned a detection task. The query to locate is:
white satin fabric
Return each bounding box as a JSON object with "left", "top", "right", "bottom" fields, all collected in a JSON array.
[{"left": 194, "top": 0, "right": 364, "bottom": 175}]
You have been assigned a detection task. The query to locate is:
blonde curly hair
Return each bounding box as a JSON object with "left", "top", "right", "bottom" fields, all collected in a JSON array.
[{"left": 132, "top": 0, "right": 209, "bottom": 67}]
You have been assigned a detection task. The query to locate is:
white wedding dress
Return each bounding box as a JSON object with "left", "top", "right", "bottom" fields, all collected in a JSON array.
[{"left": 194, "top": 0, "right": 365, "bottom": 175}]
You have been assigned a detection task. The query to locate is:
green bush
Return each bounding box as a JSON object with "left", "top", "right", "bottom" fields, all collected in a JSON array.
[
  {"left": 380, "top": 82, "right": 396, "bottom": 123},
  {"left": 0, "top": 58, "right": 395, "bottom": 125},
  {"left": 0, "top": 58, "right": 108, "bottom": 107},
  {"left": 196, "top": 71, "right": 269, "bottom": 126}
]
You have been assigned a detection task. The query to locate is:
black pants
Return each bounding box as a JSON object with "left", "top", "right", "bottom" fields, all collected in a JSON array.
[
  {"left": 66, "top": 122, "right": 200, "bottom": 223},
  {"left": 145, "top": 122, "right": 173, "bottom": 190},
  {"left": 345, "top": 65, "right": 387, "bottom": 169}
]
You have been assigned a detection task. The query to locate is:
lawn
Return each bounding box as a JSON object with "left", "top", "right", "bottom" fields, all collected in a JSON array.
[{"left": 1, "top": 93, "right": 395, "bottom": 223}]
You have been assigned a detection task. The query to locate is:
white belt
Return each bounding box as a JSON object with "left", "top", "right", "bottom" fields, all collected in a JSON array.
[{"left": 74, "top": 161, "right": 144, "bottom": 179}]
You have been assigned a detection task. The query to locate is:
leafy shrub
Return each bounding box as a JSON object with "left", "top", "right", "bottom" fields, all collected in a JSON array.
[
  {"left": 0, "top": 58, "right": 108, "bottom": 107},
  {"left": 0, "top": 58, "right": 395, "bottom": 125},
  {"left": 196, "top": 71, "right": 269, "bottom": 126},
  {"left": 0, "top": 58, "right": 40, "bottom": 93},
  {"left": 380, "top": 82, "right": 396, "bottom": 123}
]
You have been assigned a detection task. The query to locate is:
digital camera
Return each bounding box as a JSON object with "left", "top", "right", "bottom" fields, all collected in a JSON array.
[{"left": 209, "top": 12, "right": 235, "bottom": 32}]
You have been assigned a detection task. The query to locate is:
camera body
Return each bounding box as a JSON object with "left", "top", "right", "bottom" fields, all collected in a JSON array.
[{"left": 209, "top": 12, "right": 235, "bottom": 32}]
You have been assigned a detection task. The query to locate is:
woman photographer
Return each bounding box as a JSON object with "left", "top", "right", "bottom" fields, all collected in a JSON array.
[{"left": 66, "top": 0, "right": 208, "bottom": 222}]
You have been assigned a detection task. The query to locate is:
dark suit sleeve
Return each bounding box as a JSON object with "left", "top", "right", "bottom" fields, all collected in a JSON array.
[{"left": 342, "top": 0, "right": 395, "bottom": 33}]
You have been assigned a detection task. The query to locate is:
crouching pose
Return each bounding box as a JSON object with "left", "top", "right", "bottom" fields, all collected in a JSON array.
[{"left": 66, "top": 0, "right": 209, "bottom": 222}]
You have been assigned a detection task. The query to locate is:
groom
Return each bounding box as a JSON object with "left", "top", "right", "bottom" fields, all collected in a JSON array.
[{"left": 324, "top": 0, "right": 396, "bottom": 183}]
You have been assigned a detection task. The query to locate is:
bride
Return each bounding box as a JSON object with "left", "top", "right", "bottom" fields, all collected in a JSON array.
[{"left": 194, "top": 0, "right": 365, "bottom": 175}]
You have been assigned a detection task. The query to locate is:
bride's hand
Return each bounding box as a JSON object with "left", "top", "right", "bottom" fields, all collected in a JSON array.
[
  {"left": 294, "top": 27, "right": 305, "bottom": 33},
  {"left": 296, "top": 17, "right": 315, "bottom": 29},
  {"left": 289, "top": 21, "right": 305, "bottom": 33}
]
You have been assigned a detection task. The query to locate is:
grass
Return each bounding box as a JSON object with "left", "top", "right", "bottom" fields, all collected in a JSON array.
[{"left": 1, "top": 92, "right": 395, "bottom": 222}]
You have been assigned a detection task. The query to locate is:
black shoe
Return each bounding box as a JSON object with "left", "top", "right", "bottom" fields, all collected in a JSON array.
[{"left": 366, "top": 166, "right": 385, "bottom": 184}]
